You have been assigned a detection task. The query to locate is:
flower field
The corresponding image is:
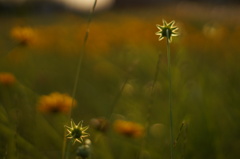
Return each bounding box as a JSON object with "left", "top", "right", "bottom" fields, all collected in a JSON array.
[{"left": 0, "top": 3, "right": 240, "bottom": 159}]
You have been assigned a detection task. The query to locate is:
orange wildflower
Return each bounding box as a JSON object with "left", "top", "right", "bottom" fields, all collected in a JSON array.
[
  {"left": 113, "top": 120, "right": 145, "bottom": 138},
  {"left": 10, "top": 26, "right": 36, "bottom": 46},
  {"left": 37, "top": 92, "right": 76, "bottom": 114},
  {"left": 0, "top": 72, "right": 16, "bottom": 86}
]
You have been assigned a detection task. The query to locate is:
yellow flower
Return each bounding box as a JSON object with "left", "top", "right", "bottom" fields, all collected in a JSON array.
[
  {"left": 0, "top": 72, "right": 16, "bottom": 86},
  {"left": 37, "top": 92, "right": 76, "bottom": 114},
  {"left": 10, "top": 26, "right": 36, "bottom": 46},
  {"left": 156, "top": 20, "right": 178, "bottom": 43},
  {"left": 113, "top": 120, "right": 145, "bottom": 138},
  {"left": 65, "top": 120, "right": 89, "bottom": 144}
]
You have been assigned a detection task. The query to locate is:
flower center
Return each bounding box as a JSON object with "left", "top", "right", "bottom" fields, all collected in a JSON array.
[
  {"left": 162, "top": 28, "right": 172, "bottom": 38},
  {"left": 72, "top": 129, "right": 82, "bottom": 138}
]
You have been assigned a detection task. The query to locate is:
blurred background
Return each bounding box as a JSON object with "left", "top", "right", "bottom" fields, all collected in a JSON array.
[
  {"left": 0, "top": 0, "right": 240, "bottom": 13},
  {"left": 0, "top": 0, "right": 240, "bottom": 159}
]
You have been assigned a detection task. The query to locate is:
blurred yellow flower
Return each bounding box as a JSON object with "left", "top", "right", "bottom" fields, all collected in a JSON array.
[
  {"left": 10, "top": 26, "right": 36, "bottom": 46},
  {"left": 0, "top": 72, "right": 16, "bottom": 86},
  {"left": 37, "top": 92, "right": 76, "bottom": 114},
  {"left": 113, "top": 120, "right": 145, "bottom": 138}
]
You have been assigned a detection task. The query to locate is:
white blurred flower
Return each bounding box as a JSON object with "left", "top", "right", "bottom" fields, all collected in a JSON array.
[{"left": 56, "top": 0, "right": 115, "bottom": 12}]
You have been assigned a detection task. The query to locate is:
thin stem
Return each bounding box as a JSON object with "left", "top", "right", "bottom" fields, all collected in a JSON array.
[
  {"left": 69, "top": 0, "right": 98, "bottom": 120},
  {"left": 138, "top": 51, "right": 161, "bottom": 159},
  {"left": 62, "top": 1, "right": 97, "bottom": 159},
  {"left": 64, "top": 140, "right": 73, "bottom": 159},
  {"left": 62, "top": 131, "right": 67, "bottom": 159},
  {"left": 151, "top": 52, "right": 161, "bottom": 98},
  {"left": 108, "top": 77, "right": 129, "bottom": 121},
  {"left": 166, "top": 29, "right": 174, "bottom": 159}
]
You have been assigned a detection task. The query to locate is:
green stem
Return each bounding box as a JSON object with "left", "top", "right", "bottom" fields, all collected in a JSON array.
[
  {"left": 63, "top": 1, "right": 97, "bottom": 159},
  {"left": 138, "top": 51, "right": 161, "bottom": 159},
  {"left": 166, "top": 29, "right": 174, "bottom": 159},
  {"left": 69, "top": 0, "right": 98, "bottom": 120},
  {"left": 64, "top": 140, "right": 73, "bottom": 159},
  {"left": 108, "top": 77, "right": 128, "bottom": 121}
]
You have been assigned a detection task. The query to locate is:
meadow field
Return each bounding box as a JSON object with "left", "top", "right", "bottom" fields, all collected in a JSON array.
[{"left": 0, "top": 2, "right": 240, "bottom": 159}]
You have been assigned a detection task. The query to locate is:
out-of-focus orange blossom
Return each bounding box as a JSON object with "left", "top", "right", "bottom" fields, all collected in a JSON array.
[
  {"left": 10, "top": 26, "right": 37, "bottom": 46},
  {"left": 37, "top": 92, "right": 76, "bottom": 114},
  {"left": 6, "top": 10, "right": 239, "bottom": 58},
  {"left": 113, "top": 119, "right": 145, "bottom": 138},
  {"left": 0, "top": 72, "right": 16, "bottom": 86}
]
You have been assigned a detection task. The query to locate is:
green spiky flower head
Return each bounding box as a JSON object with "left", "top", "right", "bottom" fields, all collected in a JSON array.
[
  {"left": 65, "top": 120, "right": 89, "bottom": 144},
  {"left": 156, "top": 20, "right": 178, "bottom": 43}
]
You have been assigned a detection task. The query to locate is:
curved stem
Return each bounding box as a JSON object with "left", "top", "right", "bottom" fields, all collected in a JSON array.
[
  {"left": 69, "top": 0, "right": 98, "bottom": 120},
  {"left": 62, "top": 1, "right": 98, "bottom": 159}
]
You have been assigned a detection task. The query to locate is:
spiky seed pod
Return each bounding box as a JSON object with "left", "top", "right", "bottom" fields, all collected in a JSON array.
[
  {"left": 65, "top": 120, "right": 89, "bottom": 144},
  {"left": 156, "top": 20, "right": 179, "bottom": 43}
]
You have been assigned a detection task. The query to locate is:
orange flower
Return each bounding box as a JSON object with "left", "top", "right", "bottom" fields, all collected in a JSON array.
[
  {"left": 0, "top": 72, "right": 16, "bottom": 86},
  {"left": 37, "top": 92, "right": 76, "bottom": 114},
  {"left": 10, "top": 26, "right": 36, "bottom": 46},
  {"left": 113, "top": 120, "right": 145, "bottom": 138}
]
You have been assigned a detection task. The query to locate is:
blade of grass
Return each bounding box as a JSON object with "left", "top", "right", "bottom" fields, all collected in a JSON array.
[{"left": 0, "top": 124, "right": 48, "bottom": 159}]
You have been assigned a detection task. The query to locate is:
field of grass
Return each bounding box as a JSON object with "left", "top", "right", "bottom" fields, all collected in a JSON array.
[{"left": 0, "top": 3, "right": 240, "bottom": 159}]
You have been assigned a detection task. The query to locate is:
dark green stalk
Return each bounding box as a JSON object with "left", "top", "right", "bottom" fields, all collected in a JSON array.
[
  {"left": 108, "top": 77, "right": 129, "bottom": 121},
  {"left": 62, "top": 1, "right": 97, "bottom": 159},
  {"left": 69, "top": 0, "right": 98, "bottom": 120},
  {"left": 138, "top": 51, "right": 161, "bottom": 159},
  {"left": 166, "top": 29, "right": 174, "bottom": 159},
  {"left": 64, "top": 140, "right": 73, "bottom": 159}
]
